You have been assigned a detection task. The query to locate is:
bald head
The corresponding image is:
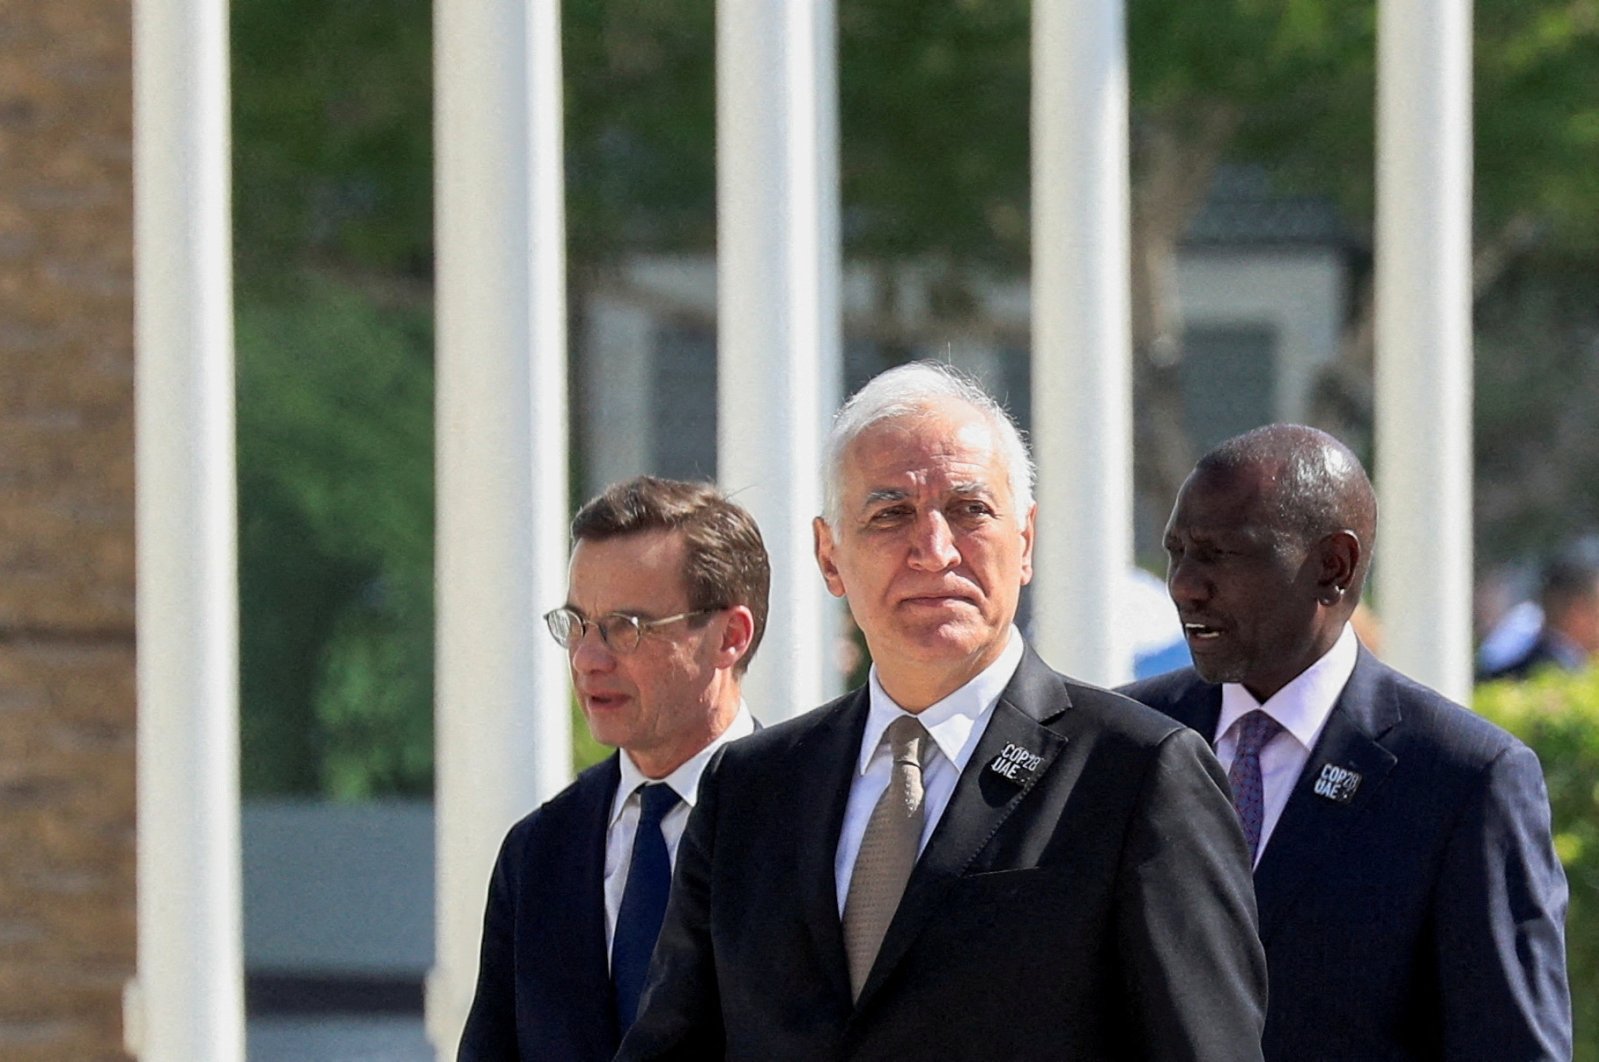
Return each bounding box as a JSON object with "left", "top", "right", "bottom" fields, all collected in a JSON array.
[
  {"left": 1194, "top": 424, "right": 1377, "bottom": 601},
  {"left": 1164, "top": 424, "right": 1376, "bottom": 698}
]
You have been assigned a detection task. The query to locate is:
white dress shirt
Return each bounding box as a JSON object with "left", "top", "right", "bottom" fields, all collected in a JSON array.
[
  {"left": 603, "top": 702, "right": 755, "bottom": 957},
  {"left": 834, "top": 628, "right": 1026, "bottom": 914},
  {"left": 1213, "top": 624, "right": 1358, "bottom": 866}
]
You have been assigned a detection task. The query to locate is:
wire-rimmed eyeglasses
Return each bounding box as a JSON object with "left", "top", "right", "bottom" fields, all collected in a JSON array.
[{"left": 541, "top": 606, "right": 719, "bottom": 654}]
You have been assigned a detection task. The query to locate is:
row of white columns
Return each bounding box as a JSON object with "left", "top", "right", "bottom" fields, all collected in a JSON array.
[{"left": 129, "top": 0, "right": 1475, "bottom": 1056}]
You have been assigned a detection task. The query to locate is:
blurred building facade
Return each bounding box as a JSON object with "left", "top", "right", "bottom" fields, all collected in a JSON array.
[
  {"left": 577, "top": 165, "right": 1351, "bottom": 558},
  {"left": 0, "top": 3, "right": 137, "bottom": 1060}
]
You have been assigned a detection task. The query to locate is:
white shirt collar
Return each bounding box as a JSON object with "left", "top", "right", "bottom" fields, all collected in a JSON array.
[
  {"left": 857, "top": 626, "right": 1025, "bottom": 775},
  {"left": 610, "top": 701, "right": 755, "bottom": 826},
  {"left": 1218, "top": 624, "right": 1359, "bottom": 750}
]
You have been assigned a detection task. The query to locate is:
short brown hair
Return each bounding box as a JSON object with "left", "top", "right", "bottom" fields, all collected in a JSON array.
[{"left": 571, "top": 476, "right": 770, "bottom": 674}]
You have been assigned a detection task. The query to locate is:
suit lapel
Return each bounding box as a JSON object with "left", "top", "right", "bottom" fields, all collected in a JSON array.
[
  {"left": 791, "top": 692, "right": 872, "bottom": 1006},
  {"left": 1252, "top": 650, "right": 1399, "bottom": 943},
  {"left": 855, "top": 649, "right": 1071, "bottom": 1008}
]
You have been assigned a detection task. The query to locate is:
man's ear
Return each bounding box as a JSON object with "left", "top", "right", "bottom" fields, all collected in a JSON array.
[
  {"left": 814, "top": 517, "right": 847, "bottom": 598},
  {"left": 717, "top": 605, "right": 756, "bottom": 670},
  {"left": 1018, "top": 503, "right": 1037, "bottom": 586},
  {"left": 1317, "top": 529, "right": 1361, "bottom": 605}
]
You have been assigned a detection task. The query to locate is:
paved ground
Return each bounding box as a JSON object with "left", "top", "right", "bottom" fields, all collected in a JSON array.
[{"left": 247, "top": 1015, "right": 432, "bottom": 1061}]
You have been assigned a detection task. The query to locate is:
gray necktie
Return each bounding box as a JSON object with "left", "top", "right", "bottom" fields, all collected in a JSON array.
[{"left": 843, "top": 715, "right": 929, "bottom": 998}]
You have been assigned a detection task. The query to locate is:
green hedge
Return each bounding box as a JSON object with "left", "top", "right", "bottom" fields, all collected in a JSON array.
[{"left": 1477, "top": 667, "right": 1599, "bottom": 1061}]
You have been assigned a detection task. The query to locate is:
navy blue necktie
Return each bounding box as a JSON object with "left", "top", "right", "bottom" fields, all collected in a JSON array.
[{"left": 612, "top": 782, "right": 680, "bottom": 1031}]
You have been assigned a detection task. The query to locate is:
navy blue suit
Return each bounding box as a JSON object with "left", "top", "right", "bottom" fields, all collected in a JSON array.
[
  {"left": 1121, "top": 648, "right": 1572, "bottom": 1061},
  {"left": 458, "top": 756, "right": 622, "bottom": 1062}
]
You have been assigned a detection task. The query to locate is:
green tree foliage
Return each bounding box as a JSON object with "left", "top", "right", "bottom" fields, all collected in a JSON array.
[
  {"left": 563, "top": 0, "right": 717, "bottom": 262},
  {"left": 839, "top": 2, "right": 1031, "bottom": 265},
  {"left": 231, "top": 0, "right": 433, "bottom": 275},
  {"left": 236, "top": 278, "right": 435, "bottom": 797},
  {"left": 228, "top": 0, "right": 1599, "bottom": 296},
  {"left": 1475, "top": 0, "right": 1599, "bottom": 251},
  {"left": 232, "top": 0, "right": 437, "bottom": 798},
  {"left": 1477, "top": 667, "right": 1599, "bottom": 1060}
]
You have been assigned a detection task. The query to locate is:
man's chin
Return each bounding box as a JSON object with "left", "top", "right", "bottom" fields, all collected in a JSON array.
[
  {"left": 1189, "top": 657, "right": 1243, "bottom": 686},
  {"left": 580, "top": 711, "right": 633, "bottom": 751},
  {"left": 892, "top": 622, "right": 1005, "bottom": 666}
]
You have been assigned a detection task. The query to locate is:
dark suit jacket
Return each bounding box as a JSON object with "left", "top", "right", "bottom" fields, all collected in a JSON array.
[
  {"left": 458, "top": 755, "right": 622, "bottom": 1062},
  {"left": 618, "top": 648, "right": 1267, "bottom": 1061},
  {"left": 1121, "top": 649, "right": 1573, "bottom": 1061}
]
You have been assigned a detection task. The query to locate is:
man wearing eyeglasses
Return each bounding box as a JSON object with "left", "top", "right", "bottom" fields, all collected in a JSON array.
[{"left": 458, "top": 476, "right": 769, "bottom": 1062}]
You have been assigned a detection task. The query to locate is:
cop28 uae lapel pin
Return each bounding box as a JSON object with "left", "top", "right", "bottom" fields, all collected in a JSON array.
[
  {"left": 987, "top": 741, "right": 1044, "bottom": 785},
  {"left": 1312, "top": 762, "right": 1362, "bottom": 804}
]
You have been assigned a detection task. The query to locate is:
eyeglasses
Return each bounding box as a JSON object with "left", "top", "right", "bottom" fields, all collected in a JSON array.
[{"left": 542, "top": 606, "right": 719, "bottom": 654}]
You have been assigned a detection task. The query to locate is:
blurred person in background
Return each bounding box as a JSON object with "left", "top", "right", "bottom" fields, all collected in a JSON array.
[
  {"left": 1474, "top": 564, "right": 1544, "bottom": 676},
  {"left": 1479, "top": 538, "right": 1599, "bottom": 682}
]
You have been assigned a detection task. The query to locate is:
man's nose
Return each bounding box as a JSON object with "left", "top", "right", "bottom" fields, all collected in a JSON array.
[
  {"left": 1166, "top": 556, "right": 1209, "bottom": 608},
  {"left": 907, "top": 511, "right": 960, "bottom": 570},
  {"left": 569, "top": 624, "right": 616, "bottom": 671}
]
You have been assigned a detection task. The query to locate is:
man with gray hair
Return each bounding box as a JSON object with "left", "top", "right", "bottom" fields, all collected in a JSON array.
[{"left": 621, "top": 362, "right": 1267, "bottom": 1060}]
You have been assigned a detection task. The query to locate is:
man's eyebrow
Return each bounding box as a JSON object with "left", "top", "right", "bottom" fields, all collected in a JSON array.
[{"left": 861, "top": 487, "right": 910, "bottom": 508}]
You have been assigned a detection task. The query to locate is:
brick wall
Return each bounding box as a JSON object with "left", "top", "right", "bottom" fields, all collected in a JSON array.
[{"left": 0, "top": 1, "right": 137, "bottom": 1058}]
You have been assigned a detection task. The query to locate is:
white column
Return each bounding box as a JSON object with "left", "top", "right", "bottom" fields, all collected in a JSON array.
[
  {"left": 716, "top": 0, "right": 843, "bottom": 718},
  {"left": 429, "top": 0, "right": 572, "bottom": 1054},
  {"left": 1029, "top": 0, "right": 1135, "bottom": 685},
  {"left": 1375, "top": 0, "right": 1473, "bottom": 703},
  {"left": 129, "top": 0, "right": 243, "bottom": 1056}
]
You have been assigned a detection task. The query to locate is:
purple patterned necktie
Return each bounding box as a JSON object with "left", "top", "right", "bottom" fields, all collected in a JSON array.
[{"left": 1228, "top": 710, "right": 1283, "bottom": 864}]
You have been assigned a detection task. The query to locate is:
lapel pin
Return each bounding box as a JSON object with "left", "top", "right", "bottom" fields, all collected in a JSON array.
[
  {"left": 1313, "top": 762, "right": 1362, "bottom": 804},
  {"left": 987, "top": 741, "right": 1045, "bottom": 785}
]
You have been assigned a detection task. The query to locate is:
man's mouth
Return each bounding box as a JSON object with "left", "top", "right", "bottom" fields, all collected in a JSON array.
[
  {"left": 902, "top": 593, "right": 974, "bottom": 608},
  {"left": 1183, "top": 622, "right": 1224, "bottom": 641}
]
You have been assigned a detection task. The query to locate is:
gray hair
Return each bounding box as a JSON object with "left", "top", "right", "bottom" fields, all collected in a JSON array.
[{"left": 821, "top": 361, "right": 1035, "bottom": 527}]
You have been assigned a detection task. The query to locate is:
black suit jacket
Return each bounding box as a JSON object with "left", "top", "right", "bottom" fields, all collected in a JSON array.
[
  {"left": 1121, "top": 649, "right": 1573, "bottom": 1061},
  {"left": 618, "top": 648, "right": 1267, "bottom": 1061},
  {"left": 457, "top": 755, "right": 622, "bottom": 1062}
]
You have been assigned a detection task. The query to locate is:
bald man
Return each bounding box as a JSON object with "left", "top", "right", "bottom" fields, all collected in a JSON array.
[{"left": 1121, "top": 424, "right": 1571, "bottom": 1061}]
